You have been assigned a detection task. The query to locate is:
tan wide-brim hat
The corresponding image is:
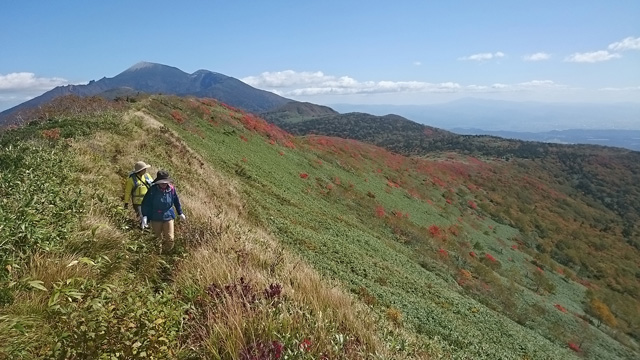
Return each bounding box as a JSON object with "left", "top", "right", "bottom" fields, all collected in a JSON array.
[{"left": 131, "top": 161, "right": 151, "bottom": 174}]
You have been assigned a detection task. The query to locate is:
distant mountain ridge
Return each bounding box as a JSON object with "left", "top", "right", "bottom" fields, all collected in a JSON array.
[
  {"left": 452, "top": 128, "right": 640, "bottom": 152},
  {"left": 331, "top": 99, "right": 640, "bottom": 133},
  {"left": 0, "top": 61, "right": 292, "bottom": 128}
]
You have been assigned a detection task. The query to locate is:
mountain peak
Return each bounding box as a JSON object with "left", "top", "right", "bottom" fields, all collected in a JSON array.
[{"left": 125, "top": 61, "right": 161, "bottom": 71}]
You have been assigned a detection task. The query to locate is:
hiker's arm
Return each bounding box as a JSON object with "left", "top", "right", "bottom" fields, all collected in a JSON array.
[
  {"left": 123, "top": 177, "right": 133, "bottom": 206},
  {"left": 173, "top": 188, "right": 183, "bottom": 216},
  {"left": 140, "top": 189, "right": 151, "bottom": 217}
]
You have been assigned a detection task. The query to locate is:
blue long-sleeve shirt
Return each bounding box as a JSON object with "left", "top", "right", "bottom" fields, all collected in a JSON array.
[{"left": 141, "top": 184, "right": 183, "bottom": 222}]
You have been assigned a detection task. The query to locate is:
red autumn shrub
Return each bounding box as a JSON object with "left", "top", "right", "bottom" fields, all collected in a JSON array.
[
  {"left": 299, "top": 173, "right": 309, "bottom": 179},
  {"left": 170, "top": 110, "right": 185, "bottom": 123},
  {"left": 429, "top": 225, "right": 442, "bottom": 237},
  {"left": 554, "top": 304, "right": 568, "bottom": 313},
  {"left": 375, "top": 205, "right": 386, "bottom": 218},
  {"left": 42, "top": 128, "right": 61, "bottom": 140},
  {"left": 568, "top": 342, "right": 581, "bottom": 353}
]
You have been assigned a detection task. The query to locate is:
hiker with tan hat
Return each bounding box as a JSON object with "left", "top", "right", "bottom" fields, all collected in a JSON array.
[
  {"left": 140, "top": 170, "right": 186, "bottom": 254},
  {"left": 123, "top": 161, "right": 154, "bottom": 225}
]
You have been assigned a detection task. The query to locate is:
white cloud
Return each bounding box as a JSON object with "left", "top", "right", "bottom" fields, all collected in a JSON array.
[
  {"left": 413, "top": 61, "right": 422, "bottom": 66},
  {"left": 519, "top": 80, "right": 557, "bottom": 87},
  {"left": 608, "top": 36, "right": 640, "bottom": 51},
  {"left": 242, "top": 70, "right": 570, "bottom": 98},
  {"left": 564, "top": 50, "right": 621, "bottom": 63},
  {"left": 458, "top": 52, "right": 505, "bottom": 61},
  {"left": 0, "top": 72, "right": 69, "bottom": 93},
  {"left": 599, "top": 86, "right": 640, "bottom": 91},
  {"left": 523, "top": 52, "right": 551, "bottom": 61},
  {"left": 241, "top": 70, "right": 330, "bottom": 88}
]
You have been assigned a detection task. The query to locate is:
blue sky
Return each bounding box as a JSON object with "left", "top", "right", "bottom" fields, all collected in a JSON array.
[{"left": 1, "top": 1, "right": 639, "bottom": 112}]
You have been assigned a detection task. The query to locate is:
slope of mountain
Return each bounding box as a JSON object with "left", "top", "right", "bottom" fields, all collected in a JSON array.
[
  {"left": 2, "top": 94, "right": 638, "bottom": 359},
  {"left": 261, "top": 101, "right": 339, "bottom": 124},
  {"left": 0, "top": 61, "right": 292, "bottom": 128},
  {"left": 277, "top": 113, "right": 640, "bottom": 235},
  {"left": 275, "top": 111, "right": 453, "bottom": 155}
]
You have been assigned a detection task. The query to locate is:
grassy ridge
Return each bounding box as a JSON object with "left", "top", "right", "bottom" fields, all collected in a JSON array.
[
  {"left": 1, "top": 95, "right": 638, "bottom": 359},
  {"left": 0, "top": 97, "right": 421, "bottom": 359}
]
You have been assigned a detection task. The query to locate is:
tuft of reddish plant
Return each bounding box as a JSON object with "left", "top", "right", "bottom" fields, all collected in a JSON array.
[
  {"left": 299, "top": 173, "right": 309, "bottom": 179},
  {"left": 240, "top": 340, "right": 283, "bottom": 360},
  {"left": 469, "top": 251, "right": 477, "bottom": 258},
  {"left": 299, "top": 338, "right": 312, "bottom": 352},
  {"left": 264, "top": 283, "right": 283, "bottom": 300},
  {"left": 207, "top": 277, "right": 257, "bottom": 307},
  {"left": 438, "top": 248, "right": 449, "bottom": 257},
  {"left": 485, "top": 253, "right": 497, "bottom": 262},
  {"left": 375, "top": 205, "right": 385, "bottom": 218},
  {"left": 468, "top": 200, "right": 478, "bottom": 209}
]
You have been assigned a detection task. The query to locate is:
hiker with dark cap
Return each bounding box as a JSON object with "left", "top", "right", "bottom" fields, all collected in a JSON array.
[
  {"left": 140, "top": 170, "right": 186, "bottom": 254},
  {"left": 124, "top": 161, "right": 154, "bottom": 224}
]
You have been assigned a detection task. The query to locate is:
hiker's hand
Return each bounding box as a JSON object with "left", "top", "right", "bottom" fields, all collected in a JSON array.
[
  {"left": 141, "top": 216, "right": 148, "bottom": 229},
  {"left": 179, "top": 214, "right": 186, "bottom": 221},
  {"left": 124, "top": 203, "right": 129, "bottom": 209}
]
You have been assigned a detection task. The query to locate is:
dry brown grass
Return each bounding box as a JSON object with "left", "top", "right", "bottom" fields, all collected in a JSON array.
[{"left": 24, "top": 252, "right": 96, "bottom": 289}]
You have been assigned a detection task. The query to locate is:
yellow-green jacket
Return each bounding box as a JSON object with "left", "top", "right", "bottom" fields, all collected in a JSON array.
[{"left": 124, "top": 173, "right": 154, "bottom": 205}]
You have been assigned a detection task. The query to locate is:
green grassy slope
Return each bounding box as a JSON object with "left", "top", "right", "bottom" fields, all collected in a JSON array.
[
  {"left": 143, "top": 96, "right": 638, "bottom": 359},
  {"left": 1, "top": 95, "right": 638, "bottom": 359}
]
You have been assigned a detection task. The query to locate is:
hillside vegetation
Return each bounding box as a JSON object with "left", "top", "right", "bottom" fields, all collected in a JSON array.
[{"left": 1, "top": 95, "right": 638, "bottom": 359}]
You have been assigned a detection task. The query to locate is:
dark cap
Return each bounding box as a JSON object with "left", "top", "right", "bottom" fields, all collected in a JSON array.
[{"left": 153, "top": 170, "right": 173, "bottom": 184}]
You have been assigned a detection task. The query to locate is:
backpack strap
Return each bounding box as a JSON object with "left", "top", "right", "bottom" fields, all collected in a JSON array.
[{"left": 130, "top": 173, "right": 151, "bottom": 195}]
